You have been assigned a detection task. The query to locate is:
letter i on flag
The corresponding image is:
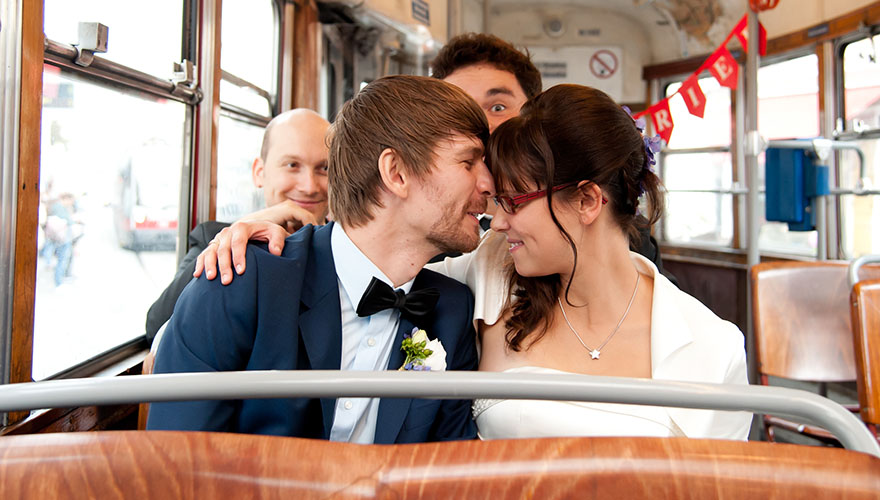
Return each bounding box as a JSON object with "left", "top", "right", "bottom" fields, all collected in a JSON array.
[
  {"left": 679, "top": 75, "right": 706, "bottom": 118},
  {"left": 646, "top": 98, "right": 674, "bottom": 144},
  {"left": 708, "top": 46, "right": 738, "bottom": 89}
]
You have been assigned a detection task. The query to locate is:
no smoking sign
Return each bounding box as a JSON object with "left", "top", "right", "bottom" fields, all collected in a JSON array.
[{"left": 590, "top": 49, "right": 618, "bottom": 79}]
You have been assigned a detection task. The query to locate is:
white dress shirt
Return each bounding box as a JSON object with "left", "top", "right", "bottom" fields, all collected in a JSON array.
[{"left": 328, "top": 223, "right": 414, "bottom": 444}]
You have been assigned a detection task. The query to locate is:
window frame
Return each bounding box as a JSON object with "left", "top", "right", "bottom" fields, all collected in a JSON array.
[
  {"left": 0, "top": 0, "right": 307, "bottom": 431},
  {"left": 832, "top": 29, "right": 880, "bottom": 259},
  {"left": 219, "top": 0, "right": 283, "bottom": 121},
  {"left": 655, "top": 75, "right": 737, "bottom": 249},
  {"left": 31, "top": 4, "right": 198, "bottom": 384}
]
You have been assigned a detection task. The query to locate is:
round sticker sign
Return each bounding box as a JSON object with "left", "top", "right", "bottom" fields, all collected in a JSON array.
[{"left": 589, "top": 50, "right": 618, "bottom": 79}]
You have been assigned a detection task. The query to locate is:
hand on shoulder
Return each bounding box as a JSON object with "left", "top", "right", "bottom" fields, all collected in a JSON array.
[{"left": 194, "top": 199, "right": 325, "bottom": 284}]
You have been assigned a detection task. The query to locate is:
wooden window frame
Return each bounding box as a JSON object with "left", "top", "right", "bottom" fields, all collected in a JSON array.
[{"left": 0, "top": 0, "right": 317, "bottom": 433}]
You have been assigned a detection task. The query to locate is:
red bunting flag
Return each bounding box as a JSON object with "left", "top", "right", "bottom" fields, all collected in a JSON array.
[
  {"left": 679, "top": 75, "right": 707, "bottom": 118},
  {"left": 636, "top": 11, "right": 767, "bottom": 142},
  {"left": 708, "top": 46, "right": 739, "bottom": 89},
  {"left": 646, "top": 98, "right": 674, "bottom": 144},
  {"left": 733, "top": 15, "right": 767, "bottom": 56}
]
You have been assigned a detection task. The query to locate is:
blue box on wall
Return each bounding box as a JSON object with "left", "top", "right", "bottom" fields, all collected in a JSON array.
[{"left": 765, "top": 146, "right": 829, "bottom": 231}]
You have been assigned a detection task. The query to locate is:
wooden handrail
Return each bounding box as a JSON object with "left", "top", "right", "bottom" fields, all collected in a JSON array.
[{"left": 1, "top": 431, "right": 878, "bottom": 498}]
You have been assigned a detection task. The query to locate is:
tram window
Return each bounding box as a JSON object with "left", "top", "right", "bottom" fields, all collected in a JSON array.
[
  {"left": 43, "top": 0, "right": 183, "bottom": 80},
  {"left": 660, "top": 77, "right": 733, "bottom": 246},
  {"left": 839, "top": 145, "right": 880, "bottom": 256},
  {"left": 757, "top": 54, "right": 820, "bottom": 256},
  {"left": 220, "top": 0, "right": 278, "bottom": 116},
  {"left": 35, "top": 66, "right": 186, "bottom": 380},
  {"left": 840, "top": 35, "right": 880, "bottom": 257},
  {"left": 663, "top": 156, "right": 734, "bottom": 245},
  {"left": 843, "top": 35, "right": 880, "bottom": 130},
  {"left": 758, "top": 54, "right": 820, "bottom": 139},
  {"left": 216, "top": 115, "right": 266, "bottom": 222}
]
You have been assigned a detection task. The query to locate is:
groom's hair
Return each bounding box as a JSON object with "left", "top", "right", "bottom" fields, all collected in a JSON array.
[{"left": 327, "top": 75, "right": 488, "bottom": 227}]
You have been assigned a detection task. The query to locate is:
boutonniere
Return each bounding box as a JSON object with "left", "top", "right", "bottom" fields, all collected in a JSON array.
[{"left": 399, "top": 327, "right": 447, "bottom": 371}]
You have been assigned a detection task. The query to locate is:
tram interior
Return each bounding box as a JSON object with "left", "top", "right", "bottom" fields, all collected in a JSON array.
[{"left": 1, "top": 0, "right": 880, "bottom": 496}]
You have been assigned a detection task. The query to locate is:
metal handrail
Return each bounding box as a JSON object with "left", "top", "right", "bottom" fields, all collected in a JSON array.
[
  {"left": 849, "top": 254, "right": 880, "bottom": 288},
  {"left": 768, "top": 139, "right": 867, "bottom": 182},
  {"left": 1, "top": 371, "right": 878, "bottom": 457}
]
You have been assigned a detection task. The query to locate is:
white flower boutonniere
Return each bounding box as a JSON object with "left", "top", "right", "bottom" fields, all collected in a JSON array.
[{"left": 399, "top": 327, "right": 447, "bottom": 371}]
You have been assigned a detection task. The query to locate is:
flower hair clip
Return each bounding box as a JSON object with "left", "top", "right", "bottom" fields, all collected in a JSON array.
[
  {"left": 622, "top": 105, "right": 662, "bottom": 197},
  {"left": 621, "top": 105, "right": 661, "bottom": 172},
  {"left": 622, "top": 105, "right": 646, "bottom": 133},
  {"left": 643, "top": 134, "right": 662, "bottom": 171}
]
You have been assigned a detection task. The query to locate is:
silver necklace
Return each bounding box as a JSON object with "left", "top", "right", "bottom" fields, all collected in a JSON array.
[{"left": 557, "top": 273, "right": 641, "bottom": 360}]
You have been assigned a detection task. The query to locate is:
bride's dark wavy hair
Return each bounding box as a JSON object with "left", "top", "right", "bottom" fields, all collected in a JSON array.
[{"left": 487, "top": 84, "right": 664, "bottom": 352}]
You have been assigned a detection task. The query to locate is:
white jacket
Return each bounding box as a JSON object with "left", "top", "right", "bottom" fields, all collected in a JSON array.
[{"left": 428, "top": 229, "right": 752, "bottom": 440}]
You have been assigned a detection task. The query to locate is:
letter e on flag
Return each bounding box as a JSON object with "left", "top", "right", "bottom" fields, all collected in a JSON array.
[
  {"left": 679, "top": 75, "right": 706, "bottom": 118},
  {"left": 708, "top": 46, "right": 738, "bottom": 89},
  {"left": 647, "top": 98, "right": 674, "bottom": 144}
]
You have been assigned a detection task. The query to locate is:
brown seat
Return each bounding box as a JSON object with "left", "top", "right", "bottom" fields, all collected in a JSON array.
[
  {"left": 750, "top": 261, "right": 880, "bottom": 443},
  {"left": 0, "top": 431, "right": 879, "bottom": 498},
  {"left": 136, "top": 351, "right": 156, "bottom": 430},
  {"left": 851, "top": 278, "right": 880, "bottom": 439}
]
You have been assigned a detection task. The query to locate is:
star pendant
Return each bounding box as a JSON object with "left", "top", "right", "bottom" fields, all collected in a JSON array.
[{"left": 589, "top": 349, "right": 601, "bottom": 360}]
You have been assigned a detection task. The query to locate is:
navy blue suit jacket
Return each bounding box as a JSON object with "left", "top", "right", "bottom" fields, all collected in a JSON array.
[{"left": 147, "top": 223, "right": 479, "bottom": 443}]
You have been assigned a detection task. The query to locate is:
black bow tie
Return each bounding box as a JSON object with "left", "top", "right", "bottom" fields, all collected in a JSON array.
[
  {"left": 356, "top": 277, "right": 439, "bottom": 323},
  {"left": 479, "top": 216, "right": 492, "bottom": 232}
]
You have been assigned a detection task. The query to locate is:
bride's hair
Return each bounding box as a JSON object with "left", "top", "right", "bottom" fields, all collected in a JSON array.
[{"left": 487, "top": 84, "right": 664, "bottom": 352}]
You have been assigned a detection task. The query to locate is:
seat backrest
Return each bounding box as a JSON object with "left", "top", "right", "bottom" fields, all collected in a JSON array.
[
  {"left": 1, "top": 431, "right": 878, "bottom": 498},
  {"left": 852, "top": 278, "right": 880, "bottom": 426},
  {"left": 751, "top": 261, "right": 880, "bottom": 381}
]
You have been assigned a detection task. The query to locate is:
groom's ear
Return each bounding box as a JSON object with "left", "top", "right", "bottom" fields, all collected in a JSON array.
[{"left": 377, "top": 147, "right": 410, "bottom": 199}]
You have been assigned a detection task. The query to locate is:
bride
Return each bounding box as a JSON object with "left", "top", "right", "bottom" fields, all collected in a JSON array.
[
  {"left": 445, "top": 84, "right": 750, "bottom": 440},
  {"left": 189, "top": 84, "right": 751, "bottom": 441}
]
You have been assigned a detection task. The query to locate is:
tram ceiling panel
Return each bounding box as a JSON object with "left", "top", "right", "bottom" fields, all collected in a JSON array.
[
  {"left": 485, "top": 0, "right": 748, "bottom": 64},
  {"left": 317, "top": 0, "right": 447, "bottom": 44}
]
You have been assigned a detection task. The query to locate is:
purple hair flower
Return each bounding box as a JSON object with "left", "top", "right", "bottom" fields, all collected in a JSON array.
[
  {"left": 643, "top": 135, "right": 662, "bottom": 171},
  {"left": 622, "top": 105, "right": 646, "bottom": 132}
]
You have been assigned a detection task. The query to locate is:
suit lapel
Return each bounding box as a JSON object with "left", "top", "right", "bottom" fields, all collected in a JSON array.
[
  {"left": 298, "top": 223, "right": 342, "bottom": 439},
  {"left": 375, "top": 272, "right": 440, "bottom": 444},
  {"left": 374, "top": 314, "right": 417, "bottom": 444}
]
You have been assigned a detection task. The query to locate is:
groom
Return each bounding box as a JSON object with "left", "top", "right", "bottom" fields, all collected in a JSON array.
[{"left": 147, "top": 75, "right": 493, "bottom": 443}]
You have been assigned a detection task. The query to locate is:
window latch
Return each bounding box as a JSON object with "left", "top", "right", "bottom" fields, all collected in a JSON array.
[{"left": 73, "top": 22, "right": 108, "bottom": 67}]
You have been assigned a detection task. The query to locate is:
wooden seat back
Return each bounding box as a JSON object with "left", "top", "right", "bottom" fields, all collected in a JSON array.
[
  {"left": 0, "top": 431, "right": 879, "bottom": 498},
  {"left": 852, "top": 278, "right": 880, "bottom": 427},
  {"left": 751, "top": 261, "right": 880, "bottom": 381}
]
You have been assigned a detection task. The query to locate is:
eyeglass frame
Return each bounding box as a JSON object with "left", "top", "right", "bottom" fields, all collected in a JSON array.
[{"left": 493, "top": 181, "right": 608, "bottom": 214}]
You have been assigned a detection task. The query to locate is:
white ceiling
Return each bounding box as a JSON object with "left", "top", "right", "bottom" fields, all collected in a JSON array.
[{"left": 486, "top": 0, "right": 750, "bottom": 61}]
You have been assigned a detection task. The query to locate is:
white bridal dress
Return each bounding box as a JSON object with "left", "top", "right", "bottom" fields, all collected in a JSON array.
[{"left": 472, "top": 366, "right": 685, "bottom": 440}]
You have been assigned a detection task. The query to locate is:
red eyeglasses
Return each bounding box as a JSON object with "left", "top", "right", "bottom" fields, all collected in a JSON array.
[{"left": 493, "top": 181, "right": 607, "bottom": 214}]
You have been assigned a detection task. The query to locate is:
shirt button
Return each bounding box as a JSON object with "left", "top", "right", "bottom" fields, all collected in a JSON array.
[
  {"left": 344, "top": 400, "right": 353, "bottom": 410},
  {"left": 367, "top": 337, "right": 376, "bottom": 347}
]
